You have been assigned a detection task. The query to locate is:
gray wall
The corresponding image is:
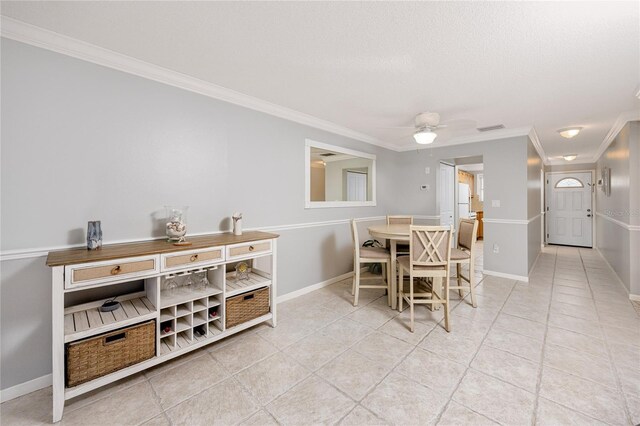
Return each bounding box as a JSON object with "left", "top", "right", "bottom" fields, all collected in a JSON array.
[
  {"left": 0, "top": 39, "right": 401, "bottom": 391},
  {"left": 595, "top": 121, "right": 639, "bottom": 295},
  {"left": 394, "top": 136, "right": 537, "bottom": 277},
  {"left": 0, "top": 38, "right": 542, "bottom": 392},
  {"left": 527, "top": 137, "right": 543, "bottom": 271}
]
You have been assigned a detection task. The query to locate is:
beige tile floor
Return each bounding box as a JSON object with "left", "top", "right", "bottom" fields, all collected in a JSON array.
[{"left": 2, "top": 245, "right": 639, "bottom": 425}]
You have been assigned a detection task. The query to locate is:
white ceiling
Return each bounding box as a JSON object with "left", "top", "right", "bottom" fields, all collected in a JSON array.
[{"left": 2, "top": 1, "right": 639, "bottom": 163}]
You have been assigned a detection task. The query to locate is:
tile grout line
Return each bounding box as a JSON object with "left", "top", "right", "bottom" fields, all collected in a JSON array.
[
  {"left": 580, "top": 248, "right": 634, "bottom": 426},
  {"left": 530, "top": 247, "right": 558, "bottom": 426},
  {"left": 432, "top": 274, "right": 520, "bottom": 425}
]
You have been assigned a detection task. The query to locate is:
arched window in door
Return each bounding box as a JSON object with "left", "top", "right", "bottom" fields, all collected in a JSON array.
[{"left": 555, "top": 177, "right": 583, "bottom": 188}]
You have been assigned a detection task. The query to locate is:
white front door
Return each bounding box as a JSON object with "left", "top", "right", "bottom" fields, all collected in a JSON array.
[
  {"left": 546, "top": 172, "right": 593, "bottom": 247},
  {"left": 440, "top": 163, "right": 455, "bottom": 227}
]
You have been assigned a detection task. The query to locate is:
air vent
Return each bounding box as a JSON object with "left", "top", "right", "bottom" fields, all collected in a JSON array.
[
  {"left": 477, "top": 124, "right": 505, "bottom": 132},
  {"left": 319, "top": 153, "right": 336, "bottom": 157}
]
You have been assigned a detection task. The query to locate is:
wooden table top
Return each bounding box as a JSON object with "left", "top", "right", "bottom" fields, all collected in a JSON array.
[
  {"left": 367, "top": 224, "right": 410, "bottom": 240},
  {"left": 46, "top": 231, "right": 279, "bottom": 267}
]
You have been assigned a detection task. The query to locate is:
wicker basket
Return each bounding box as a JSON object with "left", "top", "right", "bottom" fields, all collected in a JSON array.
[
  {"left": 66, "top": 320, "right": 155, "bottom": 387},
  {"left": 226, "top": 287, "right": 270, "bottom": 328}
]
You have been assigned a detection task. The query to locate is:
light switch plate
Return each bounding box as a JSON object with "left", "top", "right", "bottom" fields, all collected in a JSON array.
[{"left": 491, "top": 200, "right": 501, "bottom": 207}]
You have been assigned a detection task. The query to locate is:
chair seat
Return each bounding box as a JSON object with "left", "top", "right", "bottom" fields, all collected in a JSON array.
[
  {"left": 450, "top": 248, "right": 471, "bottom": 261},
  {"left": 360, "top": 246, "right": 391, "bottom": 259},
  {"left": 397, "top": 256, "right": 446, "bottom": 270}
]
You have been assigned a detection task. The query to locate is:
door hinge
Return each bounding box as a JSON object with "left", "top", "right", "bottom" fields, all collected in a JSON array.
[
  {"left": 546, "top": 207, "right": 549, "bottom": 211},
  {"left": 546, "top": 179, "right": 549, "bottom": 184},
  {"left": 547, "top": 233, "right": 549, "bottom": 238}
]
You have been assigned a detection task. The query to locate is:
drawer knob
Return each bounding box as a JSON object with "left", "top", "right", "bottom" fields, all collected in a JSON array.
[
  {"left": 249, "top": 246, "right": 255, "bottom": 252},
  {"left": 110, "top": 265, "right": 121, "bottom": 275},
  {"left": 190, "top": 254, "right": 199, "bottom": 262}
]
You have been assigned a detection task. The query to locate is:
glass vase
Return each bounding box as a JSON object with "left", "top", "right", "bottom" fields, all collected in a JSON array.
[{"left": 165, "top": 206, "right": 188, "bottom": 241}]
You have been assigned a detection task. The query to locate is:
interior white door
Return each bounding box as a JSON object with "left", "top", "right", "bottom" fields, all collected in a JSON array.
[
  {"left": 440, "top": 163, "right": 455, "bottom": 227},
  {"left": 546, "top": 172, "right": 593, "bottom": 247},
  {"left": 346, "top": 171, "right": 366, "bottom": 201}
]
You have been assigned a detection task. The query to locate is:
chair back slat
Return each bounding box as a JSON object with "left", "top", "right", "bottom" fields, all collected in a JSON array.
[
  {"left": 410, "top": 225, "right": 452, "bottom": 267},
  {"left": 387, "top": 215, "right": 413, "bottom": 225},
  {"left": 350, "top": 219, "right": 359, "bottom": 258},
  {"left": 457, "top": 219, "right": 478, "bottom": 251}
]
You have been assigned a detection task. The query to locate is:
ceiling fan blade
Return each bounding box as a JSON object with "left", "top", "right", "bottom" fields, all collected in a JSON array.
[{"left": 440, "top": 118, "right": 478, "bottom": 129}]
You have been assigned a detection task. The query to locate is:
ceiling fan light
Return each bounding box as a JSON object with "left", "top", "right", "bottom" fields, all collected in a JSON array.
[
  {"left": 563, "top": 154, "right": 577, "bottom": 161},
  {"left": 558, "top": 127, "right": 582, "bottom": 139},
  {"left": 414, "top": 130, "right": 437, "bottom": 145}
]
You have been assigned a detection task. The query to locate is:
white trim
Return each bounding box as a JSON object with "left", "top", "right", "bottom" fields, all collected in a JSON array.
[
  {"left": 595, "top": 212, "right": 640, "bottom": 231},
  {"left": 395, "top": 126, "right": 534, "bottom": 152},
  {"left": 483, "top": 269, "right": 529, "bottom": 282},
  {"left": 527, "top": 127, "right": 549, "bottom": 165},
  {"left": 0, "top": 17, "right": 397, "bottom": 152},
  {"left": 482, "top": 218, "right": 532, "bottom": 225},
  {"left": 629, "top": 294, "right": 640, "bottom": 302},
  {"left": 276, "top": 271, "right": 353, "bottom": 304},
  {"left": 0, "top": 216, "right": 386, "bottom": 262},
  {"left": 0, "top": 374, "right": 52, "bottom": 403},
  {"left": 528, "top": 250, "right": 542, "bottom": 276},
  {"left": 413, "top": 215, "right": 441, "bottom": 221},
  {"left": 304, "top": 139, "right": 377, "bottom": 209},
  {"left": 591, "top": 110, "right": 640, "bottom": 162}
]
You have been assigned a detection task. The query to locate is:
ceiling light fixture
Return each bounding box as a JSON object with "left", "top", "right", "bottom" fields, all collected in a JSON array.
[
  {"left": 563, "top": 154, "right": 577, "bottom": 161},
  {"left": 558, "top": 127, "right": 582, "bottom": 139},
  {"left": 414, "top": 130, "right": 437, "bottom": 145}
]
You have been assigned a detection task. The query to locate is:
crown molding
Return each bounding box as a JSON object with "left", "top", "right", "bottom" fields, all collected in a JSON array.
[
  {"left": 1, "top": 16, "right": 399, "bottom": 152},
  {"left": 395, "top": 126, "right": 534, "bottom": 152},
  {"left": 527, "top": 127, "right": 549, "bottom": 165},
  {"left": 591, "top": 109, "right": 640, "bottom": 162}
]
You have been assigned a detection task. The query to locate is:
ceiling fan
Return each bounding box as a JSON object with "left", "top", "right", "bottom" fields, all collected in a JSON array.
[{"left": 411, "top": 112, "right": 447, "bottom": 145}]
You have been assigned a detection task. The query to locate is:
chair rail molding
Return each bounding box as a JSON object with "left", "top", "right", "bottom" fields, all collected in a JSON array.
[
  {"left": 0, "top": 216, "right": 387, "bottom": 262},
  {"left": 595, "top": 212, "right": 640, "bottom": 231}
]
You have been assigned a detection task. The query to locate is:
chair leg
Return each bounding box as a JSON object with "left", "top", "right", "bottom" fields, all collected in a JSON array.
[
  {"left": 351, "top": 259, "right": 356, "bottom": 296},
  {"left": 469, "top": 260, "right": 477, "bottom": 308},
  {"left": 353, "top": 262, "right": 361, "bottom": 307},
  {"left": 457, "top": 263, "right": 463, "bottom": 297},
  {"left": 409, "top": 272, "right": 415, "bottom": 333},
  {"left": 385, "top": 261, "right": 392, "bottom": 307},
  {"left": 444, "top": 273, "right": 451, "bottom": 332},
  {"left": 398, "top": 264, "right": 404, "bottom": 312}
]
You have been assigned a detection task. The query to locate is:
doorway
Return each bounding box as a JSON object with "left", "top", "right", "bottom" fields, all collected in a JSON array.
[
  {"left": 545, "top": 171, "right": 593, "bottom": 247},
  {"left": 439, "top": 163, "right": 455, "bottom": 227}
]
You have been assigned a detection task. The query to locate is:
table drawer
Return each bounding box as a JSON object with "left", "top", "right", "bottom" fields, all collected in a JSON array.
[
  {"left": 226, "top": 240, "right": 272, "bottom": 260},
  {"left": 65, "top": 255, "right": 159, "bottom": 289},
  {"left": 161, "top": 247, "right": 224, "bottom": 272}
]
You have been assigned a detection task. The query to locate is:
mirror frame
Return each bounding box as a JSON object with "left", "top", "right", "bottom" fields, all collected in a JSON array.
[{"left": 305, "top": 139, "right": 377, "bottom": 209}]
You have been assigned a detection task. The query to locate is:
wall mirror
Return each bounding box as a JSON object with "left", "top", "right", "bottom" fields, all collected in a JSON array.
[{"left": 305, "top": 139, "right": 376, "bottom": 208}]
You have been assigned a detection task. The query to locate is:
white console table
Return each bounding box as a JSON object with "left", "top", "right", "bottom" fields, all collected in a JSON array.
[{"left": 46, "top": 231, "right": 278, "bottom": 422}]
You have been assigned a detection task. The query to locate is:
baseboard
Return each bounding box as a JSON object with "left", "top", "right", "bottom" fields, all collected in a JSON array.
[
  {"left": 528, "top": 250, "right": 542, "bottom": 276},
  {"left": 276, "top": 271, "right": 354, "bottom": 303},
  {"left": 483, "top": 269, "right": 529, "bottom": 282},
  {"left": 629, "top": 294, "right": 640, "bottom": 302},
  {"left": 0, "top": 374, "right": 52, "bottom": 403},
  {"left": 594, "top": 247, "right": 632, "bottom": 299}
]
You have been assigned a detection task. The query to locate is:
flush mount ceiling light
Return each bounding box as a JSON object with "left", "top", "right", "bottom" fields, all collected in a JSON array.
[
  {"left": 414, "top": 130, "right": 437, "bottom": 144},
  {"left": 563, "top": 154, "right": 577, "bottom": 161},
  {"left": 558, "top": 127, "right": 583, "bottom": 139}
]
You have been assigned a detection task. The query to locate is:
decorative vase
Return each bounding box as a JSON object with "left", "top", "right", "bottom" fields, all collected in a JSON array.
[
  {"left": 232, "top": 212, "right": 243, "bottom": 236},
  {"left": 165, "top": 206, "right": 188, "bottom": 241},
  {"left": 87, "top": 221, "right": 102, "bottom": 250}
]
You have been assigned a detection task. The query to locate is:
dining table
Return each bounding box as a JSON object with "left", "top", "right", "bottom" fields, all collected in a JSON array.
[{"left": 367, "top": 223, "right": 443, "bottom": 311}]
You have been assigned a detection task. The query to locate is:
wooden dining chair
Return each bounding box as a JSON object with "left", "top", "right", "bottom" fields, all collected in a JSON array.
[
  {"left": 350, "top": 219, "right": 391, "bottom": 306},
  {"left": 449, "top": 218, "right": 479, "bottom": 307},
  {"left": 397, "top": 225, "right": 453, "bottom": 332},
  {"left": 386, "top": 215, "right": 413, "bottom": 255}
]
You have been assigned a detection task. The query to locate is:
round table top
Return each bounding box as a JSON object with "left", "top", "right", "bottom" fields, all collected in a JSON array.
[{"left": 367, "top": 224, "right": 410, "bottom": 240}]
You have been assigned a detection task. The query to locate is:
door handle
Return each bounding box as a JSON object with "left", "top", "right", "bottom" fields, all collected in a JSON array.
[
  {"left": 587, "top": 209, "right": 591, "bottom": 212},
  {"left": 587, "top": 214, "right": 592, "bottom": 217}
]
